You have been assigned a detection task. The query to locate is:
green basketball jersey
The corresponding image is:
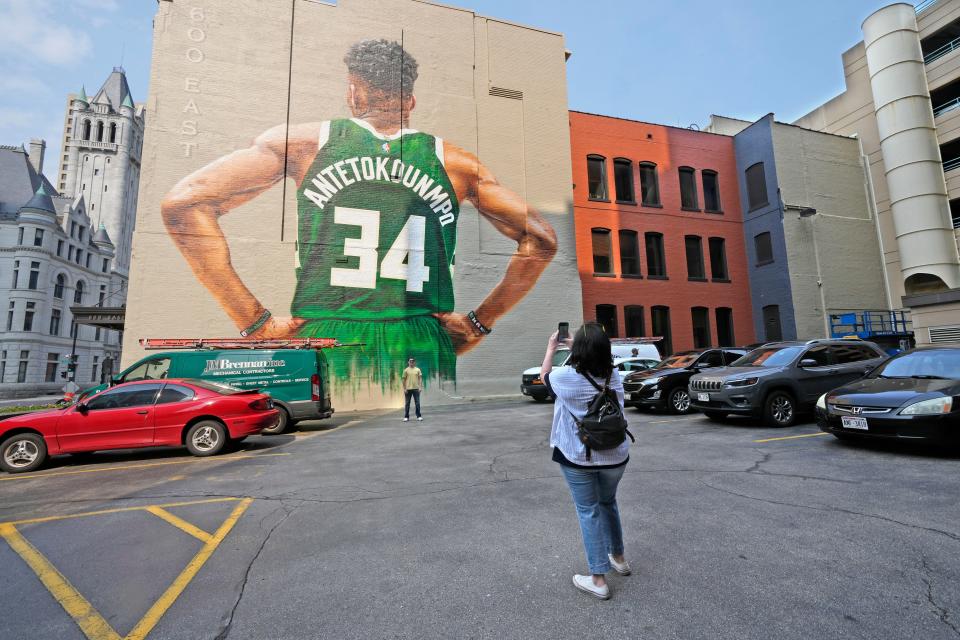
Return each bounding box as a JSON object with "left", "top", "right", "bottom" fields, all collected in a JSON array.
[{"left": 292, "top": 118, "right": 460, "bottom": 320}]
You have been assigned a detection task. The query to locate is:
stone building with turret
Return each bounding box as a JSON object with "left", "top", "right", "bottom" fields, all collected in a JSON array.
[{"left": 56, "top": 67, "right": 145, "bottom": 274}]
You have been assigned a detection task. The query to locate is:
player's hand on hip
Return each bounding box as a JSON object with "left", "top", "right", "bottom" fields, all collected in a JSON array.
[
  {"left": 433, "top": 312, "right": 485, "bottom": 355},
  {"left": 252, "top": 316, "right": 306, "bottom": 339}
]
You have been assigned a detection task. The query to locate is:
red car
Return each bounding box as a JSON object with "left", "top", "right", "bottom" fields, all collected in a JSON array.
[{"left": 0, "top": 379, "right": 279, "bottom": 473}]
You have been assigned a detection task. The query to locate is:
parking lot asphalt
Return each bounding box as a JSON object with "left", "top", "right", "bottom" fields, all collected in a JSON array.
[{"left": 0, "top": 400, "right": 959, "bottom": 640}]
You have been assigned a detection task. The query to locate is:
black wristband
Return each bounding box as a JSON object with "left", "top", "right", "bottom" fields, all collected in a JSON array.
[
  {"left": 467, "top": 310, "right": 491, "bottom": 335},
  {"left": 241, "top": 310, "right": 271, "bottom": 337}
]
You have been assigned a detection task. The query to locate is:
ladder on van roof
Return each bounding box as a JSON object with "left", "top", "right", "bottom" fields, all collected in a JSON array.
[{"left": 139, "top": 337, "right": 358, "bottom": 350}]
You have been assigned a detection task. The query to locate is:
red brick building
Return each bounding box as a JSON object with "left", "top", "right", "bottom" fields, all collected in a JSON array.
[{"left": 569, "top": 111, "right": 756, "bottom": 355}]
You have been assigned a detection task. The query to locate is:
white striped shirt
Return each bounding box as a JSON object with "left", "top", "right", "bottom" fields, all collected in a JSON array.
[{"left": 546, "top": 366, "right": 631, "bottom": 466}]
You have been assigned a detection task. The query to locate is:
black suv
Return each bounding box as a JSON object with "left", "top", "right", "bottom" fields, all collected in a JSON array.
[
  {"left": 624, "top": 348, "right": 747, "bottom": 414},
  {"left": 688, "top": 339, "right": 887, "bottom": 427}
]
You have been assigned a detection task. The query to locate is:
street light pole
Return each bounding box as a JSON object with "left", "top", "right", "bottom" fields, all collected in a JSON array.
[{"left": 797, "top": 207, "right": 831, "bottom": 339}]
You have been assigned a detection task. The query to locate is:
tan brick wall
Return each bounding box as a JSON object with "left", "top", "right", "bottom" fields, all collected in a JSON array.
[{"left": 126, "top": 0, "right": 581, "bottom": 410}]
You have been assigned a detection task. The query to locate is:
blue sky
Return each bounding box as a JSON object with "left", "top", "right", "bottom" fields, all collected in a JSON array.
[{"left": 0, "top": 0, "right": 903, "bottom": 186}]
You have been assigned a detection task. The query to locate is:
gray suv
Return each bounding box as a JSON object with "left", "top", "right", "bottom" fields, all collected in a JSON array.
[{"left": 688, "top": 340, "right": 887, "bottom": 427}]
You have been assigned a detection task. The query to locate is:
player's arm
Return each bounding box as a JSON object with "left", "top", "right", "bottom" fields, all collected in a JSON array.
[
  {"left": 441, "top": 143, "right": 558, "bottom": 353},
  {"left": 160, "top": 123, "right": 320, "bottom": 337}
]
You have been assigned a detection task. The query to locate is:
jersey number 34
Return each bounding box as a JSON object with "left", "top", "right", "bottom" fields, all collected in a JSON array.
[{"left": 330, "top": 206, "right": 431, "bottom": 293}]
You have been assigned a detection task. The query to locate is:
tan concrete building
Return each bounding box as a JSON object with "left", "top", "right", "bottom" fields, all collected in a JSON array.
[
  {"left": 795, "top": 1, "right": 960, "bottom": 345},
  {"left": 125, "top": 0, "right": 581, "bottom": 409}
]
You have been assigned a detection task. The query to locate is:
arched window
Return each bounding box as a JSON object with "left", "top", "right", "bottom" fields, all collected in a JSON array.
[
  {"left": 639, "top": 162, "right": 661, "bottom": 206},
  {"left": 54, "top": 274, "right": 65, "bottom": 299},
  {"left": 586, "top": 155, "right": 608, "bottom": 201},
  {"left": 82, "top": 120, "right": 91, "bottom": 140},
  {"left": 109, "top": 122, "right": 117, "bottom": 143},
  {"left": 679, "top": 166, "right": 698, "bottom": 210},
  {"left": 96, "top": 121, "right": 104, "bottom": 142},
  {"left": 613, "top": 158, "right": 635, "bottom": 203},
  {"left": 74, "top": 280, "right": 85, "bottom": 304}
]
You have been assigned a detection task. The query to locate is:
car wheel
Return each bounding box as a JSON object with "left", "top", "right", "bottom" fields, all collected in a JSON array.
[
  {"left": 0, "top": 433, "right": 47, "bottom": 473},
  {"left": 261, "top": 407, "right": 292, "bottom": 435},
  {"left": 185, "top": 420, "right": 227, "bottom": 457},
  {"left": 764, "top": 391, "right": 796, "bottom": 427},
  {"left": 703, "top": 411, "right": 728, "bottom": 422},
  {"left": 667, "top": 387, "right": 692, "bottom": 414},
  {"left": 532, "top": 395, "right": 549, "bottom": 403}
]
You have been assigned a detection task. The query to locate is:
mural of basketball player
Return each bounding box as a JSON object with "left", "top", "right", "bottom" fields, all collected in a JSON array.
[{"left": 161, "top": 39, "right": 557, "bottom": 387}]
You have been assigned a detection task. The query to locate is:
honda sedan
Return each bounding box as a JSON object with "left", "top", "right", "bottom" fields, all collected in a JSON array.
[{"left": 0, "top": 379, "right": 279, "bottom": 473}]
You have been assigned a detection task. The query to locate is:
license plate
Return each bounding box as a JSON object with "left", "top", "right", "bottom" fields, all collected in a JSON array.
[
  {"left": 841, "top": 416, "right": 868, "bottom": 430},
  {"left": 697, "top": 393, "right": 710, "bottom": 402}
]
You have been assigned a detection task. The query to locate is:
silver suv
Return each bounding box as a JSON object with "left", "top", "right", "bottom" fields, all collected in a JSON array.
[{"left": 688, "top": 340, "right": 887, "bottom": 427}]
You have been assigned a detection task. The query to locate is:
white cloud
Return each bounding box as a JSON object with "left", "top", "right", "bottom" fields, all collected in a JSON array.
[
  {"left": 73, "top": 0, "right": 120, "bottom": 10},
  {"left": 0, "top": 0, "right": 93, "bottom": 67},
  {"left": 0, "top": 75, "right": 50, "bottom": 94}
]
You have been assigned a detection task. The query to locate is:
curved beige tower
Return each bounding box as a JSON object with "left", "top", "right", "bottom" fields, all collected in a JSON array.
[{"left": 863, "top": 3, "right": 960, "bottom": 294}]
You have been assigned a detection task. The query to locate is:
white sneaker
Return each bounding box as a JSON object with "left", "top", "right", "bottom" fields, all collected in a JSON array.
[
  {"left": 402, "top": 418, "right": 409, "bottom": 422},
  {"left": 417, "top": 417, "right": 423, "bottom": 421},
  {"left": 608, "top": 555, "right": 631, "bottom": 576},
  {"left": 572, "top": 574, "right": 609, "bottom": 600}
]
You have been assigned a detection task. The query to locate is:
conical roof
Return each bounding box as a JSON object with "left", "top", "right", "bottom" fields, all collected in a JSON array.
[
  {"left": 21, "top": 183, "right": 55, "bottom": 215},
  {"left": 121, "top": 93, "right": 134, "bottom": 109},
  {"left": 92, "top": 223, "right": 113, "bottom": 246},
  {"left": 92, "top": 68, "right": 133, "bottom": 111},
  {"left": 77, "top": 85, "right": 88, "bottom": 104}
]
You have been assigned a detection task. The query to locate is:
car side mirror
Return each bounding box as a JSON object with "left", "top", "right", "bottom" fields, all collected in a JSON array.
[
  {"left": 76, "top": 402, "right": 89, "bottom": 413},
  {"left": 799, "top": 359, "right": 818, "bottom": 368}
]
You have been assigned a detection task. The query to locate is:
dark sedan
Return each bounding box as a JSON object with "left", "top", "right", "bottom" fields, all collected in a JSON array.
[
  {"left": 816, "top": 347, "right": 960, "bottom": 442},
  {"left": 624, "top": 348, "right": 746, "bottom": 413}
]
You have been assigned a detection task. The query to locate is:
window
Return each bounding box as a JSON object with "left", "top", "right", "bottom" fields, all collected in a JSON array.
[
  {"left": 54, "top": 274, "right": 65, "bottom": 299},
  {"left": 592, "top": 228, "right": 612, "bottom": 274},
  {"left": 613, "top": 158, "right": 635, "bottom": 202},
  {"left": 33, "top": 228, "right": 44, "bottom": 247},
  {"left": 95, "top": 327, "right": 101, "bottom": 341},
  {"left": 762, "top": 305, "right": 782, "bottom": 342},
  {"left": 99, "top": 284, "right": 106, "bottom": 304},
  {"left": 78, "top": 227, "right": 85, "bottom": 242},
  {"left": 587, "top": 155, "right": 608, "bottom": 200},
  {"left": 692, "top": 306, "right": 711, "bottom": 348},
  {"left": 619, "top": 230, "right": 640, "bottom": 276},
  {"left": 645, "top": 232, "right": 667, "bottom": 277},
  {"left": 23, "top": 302, "right": 35, "bottom": 331},
  {"left": 679, "top": 167, "right": 698, "bottom": 210},
  {"left": 91, "top": 356, "right": 99, "bottom": 382},
  {"left": 755, "top": 232, "right": 774, "bottom": 265},
  {"left": 70, "top": 221, "right": 76, "bottom": 238},
  {"left": 685, "top": 236, "right": 705, "bottom": 280},
  {"left": 829, "top": 344, "right": 880, "bottom": 364},
  {"left": 57, "top": 239, "right": 64, "bottom": 257},
  {"left": 94, "top": 168, "right": 99, "bottom": 176},
  {"left": 96, "top": 121, "right": 104, "bottom": 142},
  {"left": 596, "top": 304, "right": 618, "bottom": 337},
  {"left": 26, "top": 262, "right": 39, "bottom": 290},
  {"left": 104, "top": 185, "right": 108, "bottom": 192},
  {"left": 45, "top": 353, "right": 59, "bottom": 383},
  {"left": 157, "top": 384, "right": 195, "bottom": 404},
  {"left": 699, "top": 350, "right": 725, "bottom": 367},
  {"left": 0, "top": 351, "right": 5, "bottom": 383},
  {"left": 85, "top": 253, "right": 91, "bottom": 269},
  {"left": 82, "top": 119, "right": 91, "bottom": 140},
  {"left": 746, "top": 162, "right": 769, "bottom": 210},
  {"left": 639, "top": 162, "right": 660, "bottom": 206},
  {"left": 17, "top": 350, "right": 29, "bottom": 383},
  {"left": 17, "top": 227, "right": 24, "bottom": 245},
  {"left": 49, "top": 309, "right": 61, "bottom": 336},
  {"left": 68, "top": 246, "right": 75, "bottom": 261},
  {"left": 702, "top": 170, "right": 721, "bottom": 212},
  {"left": 74, "top": 280, "right": 85, "bottom": 304},
  {"left": 86, "top": 384, "right": 163, "bottom": 411},
  {"left": 651, "top": 306, "right": 673, "bottom": 356},
  {"left": 121, "top": 358, "right": 171, "bottom": 382},
  {"left": 109, "top": 122, "right": 117, "bottom": 143},
  {"left": 709, "top": 237, "right": 728, "bottom": 280},
  {"left": 7, "top": 301, "right": 14, "bottom": 331},
  {"left": 102, "top": 258, "right": 109, "bottom": 273},
  {"left": 625, "top": 305, "right": 645, "bottom": 337},
  {"left": 801, "top": 345, "right": 831, "bottom": 367},
  {"left": 76, "top": 249, "right": 82, "bottom": 265},
  {"left": 715, "top": 308, "right": 734, "bottom": 347},
  {"left": 11, "top": 260, "right": 18, "bottom": 288}
]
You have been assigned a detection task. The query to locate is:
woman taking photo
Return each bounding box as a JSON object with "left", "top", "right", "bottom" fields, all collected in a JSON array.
[{"left": 541, "top": 323, "right": 631, "bottom": 600}]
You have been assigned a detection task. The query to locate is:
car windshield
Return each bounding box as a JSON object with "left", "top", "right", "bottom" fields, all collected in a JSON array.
[
  {"left": 731, "top": 346, "right": 804, "bottom": 367},
  {"left": 552, "top": 349, "right": 570, "bottom": 367},
  {"left": 872, "top": 350, "right": 960, "bottom": 380},
  {"left": 653, "top": 354, "right": 697, "bottom": 369},
  {"left": 184, "top": 379, "right": 246, "bottom": 394}
]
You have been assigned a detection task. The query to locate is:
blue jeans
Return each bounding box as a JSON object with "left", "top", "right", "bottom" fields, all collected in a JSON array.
[
  {"left": 404, "top": 389, "right": 421, "bottom": 419},
  {"left": 560, "top": 463, "right": 626, "bottom": 574}
]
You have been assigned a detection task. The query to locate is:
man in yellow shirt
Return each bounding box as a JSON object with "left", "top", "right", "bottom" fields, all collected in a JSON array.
[{"left": 402, "top": 358, "right": 423, "bottom": 422}]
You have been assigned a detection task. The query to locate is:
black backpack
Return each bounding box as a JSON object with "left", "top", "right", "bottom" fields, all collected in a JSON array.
[{"left": 568, "top": 372, "right": 634, "bottom": 460}]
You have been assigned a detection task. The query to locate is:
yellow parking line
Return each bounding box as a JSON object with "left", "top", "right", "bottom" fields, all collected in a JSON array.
[
  {"left": 3, "top": 497, "right": 240, "bottom": 527},
  {"left": 145, "top": 506, "right": 212, "bottom": 543},
  {"left": 0, "top": 452, "right": 290, "bottom": 483},
  {"left": 126, "top": 497, "right": 253, "bottom": 640},
  {"left": 0, "top": 522, "right": 121, "bottom": 640},
  {"left": 753, "top": 432, "right": 830, "bottom": 443}
]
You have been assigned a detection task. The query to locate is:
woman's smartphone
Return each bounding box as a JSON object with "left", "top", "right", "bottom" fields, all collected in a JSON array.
[{"left": 557, "top": 322, "right": 570, "bottom": 341}]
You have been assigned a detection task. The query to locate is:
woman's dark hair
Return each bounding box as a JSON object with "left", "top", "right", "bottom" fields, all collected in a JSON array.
[{"left": 568, "top": 323, "right": 614, "bottom": 379}]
